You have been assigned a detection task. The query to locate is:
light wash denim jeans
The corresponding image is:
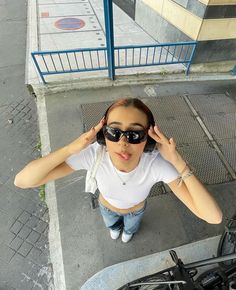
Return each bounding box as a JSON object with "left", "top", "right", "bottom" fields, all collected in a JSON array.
[{"left": 98, "top": 200, "right": 147, "bottom": 235}]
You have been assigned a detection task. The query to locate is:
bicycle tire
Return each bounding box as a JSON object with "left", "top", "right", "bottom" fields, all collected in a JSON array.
[
  {"left": 118, "top": 273, "right": 173, "bottom": 290},
  {"left": 218, "top": 214, "right": 236, "bottom": 268}
]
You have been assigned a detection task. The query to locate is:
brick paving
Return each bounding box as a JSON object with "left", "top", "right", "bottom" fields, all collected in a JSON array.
[{"left": 0, "top": 0, "right": 53, "bottom": 289}]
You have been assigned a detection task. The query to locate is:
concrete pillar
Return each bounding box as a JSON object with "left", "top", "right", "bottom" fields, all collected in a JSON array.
[{"left": 134, "top": 0, "right": 236, "bottom": 72}]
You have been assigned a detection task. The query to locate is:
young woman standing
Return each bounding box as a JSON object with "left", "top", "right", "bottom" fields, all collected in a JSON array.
[{"left": 14, "top": 98, "right": 222, "bottom": 243}]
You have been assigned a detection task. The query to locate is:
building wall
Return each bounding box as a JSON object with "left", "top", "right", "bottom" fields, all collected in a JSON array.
[
  {"left": 113, "top": 0, "right": 136, "bottom": 19},
  {"left": 135, "top": 0, "right": 236, "bottom": 66}
]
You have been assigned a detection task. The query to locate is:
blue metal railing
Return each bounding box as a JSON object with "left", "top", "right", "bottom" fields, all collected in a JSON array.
[
  {"left": 104, "top": 0, "right": 115, "bottom": 80},
  {"left": 31, "top": 41, "right": 197, "bottom": 83},
  {"left": 31, "top": 47, "right": 108, "bottom": 84},
  {"left": 114, "top": 42, "right": 197, "bottom": 74}
]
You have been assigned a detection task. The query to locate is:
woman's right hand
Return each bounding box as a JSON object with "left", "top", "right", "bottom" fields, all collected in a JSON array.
[
  {"left": 67, "top": 117, "right": 105, "bottom": 154},
  {"left": 14, "top": 117, "right": 105, "bottom": 189}
]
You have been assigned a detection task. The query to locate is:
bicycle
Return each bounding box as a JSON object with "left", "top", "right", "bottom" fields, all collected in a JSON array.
[
  {"left": 217, "top": 214, "right": 236, "bottom": 268},
  {"left": 117, "top": 215, "right": 236, "bottom": 290}
]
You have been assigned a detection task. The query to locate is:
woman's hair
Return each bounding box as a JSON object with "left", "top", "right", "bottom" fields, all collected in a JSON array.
[
  {"left": 97, "top": 98, "right": 156, "bottom": 151},
  {"left": 105, "top": 98, "right": 155, "bottom": 127}
]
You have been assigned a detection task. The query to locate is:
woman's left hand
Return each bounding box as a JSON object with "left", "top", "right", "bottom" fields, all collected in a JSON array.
[
  {"left": 148, "top": 125, "right": 181, "bottom": 166},
  {"left": 148, "top": 126, "right": 223, "bottom": 224}
]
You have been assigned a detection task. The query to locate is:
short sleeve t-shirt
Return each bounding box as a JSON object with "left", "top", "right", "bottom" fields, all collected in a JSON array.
[{"left": 66, "top": 142, "right": 179, "bottom": 209}]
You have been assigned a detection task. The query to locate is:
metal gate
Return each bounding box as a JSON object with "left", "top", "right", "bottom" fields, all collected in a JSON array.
[{"left": 31, "top": 0, "right": 197, "bottom": 84}]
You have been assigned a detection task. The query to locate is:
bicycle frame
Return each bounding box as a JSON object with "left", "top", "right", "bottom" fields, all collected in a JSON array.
[
  {"left": 119, "top": 215, "right": 236, "bottom": 289},
  {"left": 185, "top": 253, "right": 236, "bottom": 269},
  {"left": 118, "top": 251, "right": 236, "bottom": 289}
]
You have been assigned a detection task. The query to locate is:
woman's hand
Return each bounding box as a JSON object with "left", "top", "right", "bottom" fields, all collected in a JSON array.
[
  {"left": 148, "top": 125, "right": 182, "bottom": 166},
  {"left": 14, "top": 117, "right": 105, "bottom": 189},
  {"left": 148, "top": 125, "right": 223, "bottom": 224},
  {"left": 67, "top": 117, "right": 105, "bottom": 155}
]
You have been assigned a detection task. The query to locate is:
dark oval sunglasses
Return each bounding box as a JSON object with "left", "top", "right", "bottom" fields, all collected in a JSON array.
[{"left": 103, "top": 126, "right": 148, "bottom": 144}]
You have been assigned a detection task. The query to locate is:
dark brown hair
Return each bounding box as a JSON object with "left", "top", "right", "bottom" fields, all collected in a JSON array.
[
  {"left": 104, "top": 98, "right": 155, "bottom": 127},
  {"left": 97, "top": 98, "right": 156, "bottom": 151}
]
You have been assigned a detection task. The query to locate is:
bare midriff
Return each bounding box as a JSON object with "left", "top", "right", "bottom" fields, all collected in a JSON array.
[{"left": 99, "top": 194, "right": 145, "bottom": 214}]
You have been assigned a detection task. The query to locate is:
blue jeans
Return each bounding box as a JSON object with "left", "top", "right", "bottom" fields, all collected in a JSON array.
[{"left": 98, "top": 201, "right": 147, "bottom": 235}]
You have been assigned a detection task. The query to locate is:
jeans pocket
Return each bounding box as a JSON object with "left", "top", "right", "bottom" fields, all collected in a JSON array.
[
  {"left": 131, "top": 203, "right": 146, "bottom": 217},
  {"left": 98, "top": 200, "right": 112, "bottom": 214}
]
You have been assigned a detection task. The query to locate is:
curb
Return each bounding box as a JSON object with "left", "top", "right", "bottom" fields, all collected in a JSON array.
[
  {"left": 31, "top": 72, "right": 236, "bottom": 95},
  {"left": 25, "top": 0, "right": 40, "bottom": 85},
  {"left": 36, "top": 94, "right": 66, "bottom": 290}
]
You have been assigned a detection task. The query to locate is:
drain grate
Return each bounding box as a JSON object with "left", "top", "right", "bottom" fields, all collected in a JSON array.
[
  {"left": 177, "top": 141, "right": 233, "bottom": 184},
  {"left": 81, "top": 101, "right": 112, "bottom": 131},
  {"left": 145, "top": 96, "right": 192, "bottom": 118},
  {"left": 188, "top": 93, "right": 236, "bottom": 115},
  {"left": 218, "top": 138, "right": 236, "bottom": 172},
  {"left": 201, "top": 113, "right": 236, "bottom": 139},
  {"left": 149, "top": 182, "right": 166, "bottom": 197},
  {"left": 156, "top": 115, "right": 208, "bottom": 144}
]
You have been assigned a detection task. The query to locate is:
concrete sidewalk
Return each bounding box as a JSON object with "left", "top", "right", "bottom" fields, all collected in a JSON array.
[{"left": 26, "top": 0, "right": 184, "bottom": 84}]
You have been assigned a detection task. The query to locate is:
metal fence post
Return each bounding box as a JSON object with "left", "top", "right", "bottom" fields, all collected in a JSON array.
[
  {"left": 31, "top": 52, "right": 46, "bottom": 84},
  {"left": 186, "top": 42, "right": 197, "bottom": 75},
  {"left": 103, "top": 0, "right": 115, "bottom": 80}
]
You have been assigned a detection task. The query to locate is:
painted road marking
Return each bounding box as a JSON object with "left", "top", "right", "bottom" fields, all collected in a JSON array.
[{"left": 55, "top": 18, "right": 85, "bottom": 30}]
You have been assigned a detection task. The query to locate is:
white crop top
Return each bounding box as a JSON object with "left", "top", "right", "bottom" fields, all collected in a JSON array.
[{"left": 66, "top": 142, "right": 179, "bottom": 209}]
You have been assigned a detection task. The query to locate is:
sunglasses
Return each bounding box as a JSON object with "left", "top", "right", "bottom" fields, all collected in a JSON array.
[{"left": 103, "top": 126, "right": 147, "bottom": 144}]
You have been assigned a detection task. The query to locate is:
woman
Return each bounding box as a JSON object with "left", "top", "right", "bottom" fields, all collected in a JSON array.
[{"left": 14, "top": 98, "right": 222, "bottom": 243}]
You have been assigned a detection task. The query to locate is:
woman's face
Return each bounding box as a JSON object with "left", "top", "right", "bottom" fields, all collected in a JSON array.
[{"left": 105, "top": 106, "right": 148, "bottom": 171}]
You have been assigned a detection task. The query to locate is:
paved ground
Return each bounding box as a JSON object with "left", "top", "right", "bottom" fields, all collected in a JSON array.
[
  {"left": 40, "top": 79, "right": 236, "bottom": 289},
  {"left": 27, "top": 3, "right": 236, "bottom": 289},
  {"left": 0, "top": 0, "right": 53, "bottom": 289},
  {"left": 3, "top": 0, "right": 235, "bottom": 289},
  {"left": 27, "top": 0, "right": 184, "bottom": 84}
]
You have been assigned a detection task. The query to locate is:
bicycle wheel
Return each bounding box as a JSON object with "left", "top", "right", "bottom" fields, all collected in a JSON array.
[
  {"left": 218, "top": 214, "right": 236, "bottom": 268},
  {"left": 118, "top": 273, "right": 173, "bottom": 290},
  {"left": 227, "top": 269, "right": 236, "bottom": 289}
]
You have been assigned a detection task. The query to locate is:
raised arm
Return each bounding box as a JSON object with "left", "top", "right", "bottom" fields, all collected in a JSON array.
[
  {"left": 14, "top": 118, "right": 104, "bottom": 189},
  {"left": 148, "top": 125, "right": 223, "bottom": 224}
]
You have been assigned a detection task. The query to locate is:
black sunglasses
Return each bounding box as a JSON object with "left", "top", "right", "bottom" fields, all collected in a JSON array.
[{"left": 103, "top": 126, "right": 147, "bottom": 144}]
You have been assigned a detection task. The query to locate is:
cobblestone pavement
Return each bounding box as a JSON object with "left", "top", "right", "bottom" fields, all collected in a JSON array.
[{"left": 0, "top": 0, "right": 53, "bottom": 289}]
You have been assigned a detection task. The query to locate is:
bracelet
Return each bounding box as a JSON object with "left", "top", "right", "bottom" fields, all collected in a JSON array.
[
  {"left": 177, "top": 170, "right": 194, "bottom": 187},
  {"left": 182, "top": 170, "right": 194, "bottom": 180}
]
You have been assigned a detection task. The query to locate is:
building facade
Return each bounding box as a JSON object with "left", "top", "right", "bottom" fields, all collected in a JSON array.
[{"left": 117, "top": 0, "right": 236, "bottom": 72}]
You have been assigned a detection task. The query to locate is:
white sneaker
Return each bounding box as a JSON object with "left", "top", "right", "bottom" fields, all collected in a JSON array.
[
  {"left": 121, "top": 231, "right": 133, "bottom": 243},
  {"left": 110, "top": 229, "right": 121, "bottom": 240}
]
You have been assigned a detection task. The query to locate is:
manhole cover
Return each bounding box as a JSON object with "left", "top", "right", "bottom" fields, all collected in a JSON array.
[{"left": 55, "top": 18, "right": 85, "bottom": 30}]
